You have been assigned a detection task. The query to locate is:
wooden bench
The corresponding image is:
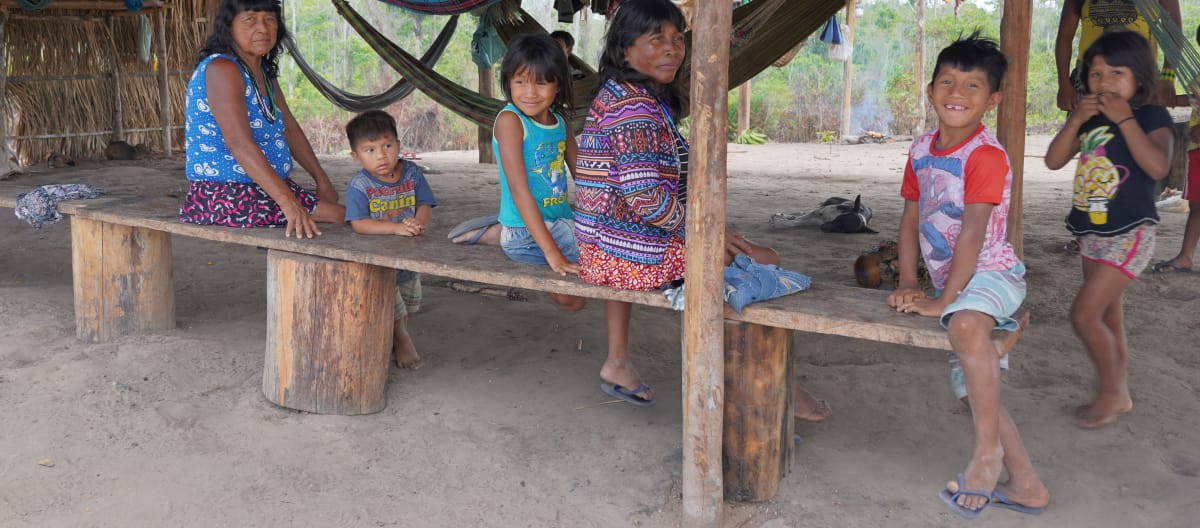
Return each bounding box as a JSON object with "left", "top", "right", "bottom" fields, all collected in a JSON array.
[{"left": 0, "top": 186, "right": 1027, "bottom": 502}]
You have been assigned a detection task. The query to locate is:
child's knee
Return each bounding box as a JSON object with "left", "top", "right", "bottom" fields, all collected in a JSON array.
[{"left": 946, "top": 310, "right": 990, "bottom": 337}]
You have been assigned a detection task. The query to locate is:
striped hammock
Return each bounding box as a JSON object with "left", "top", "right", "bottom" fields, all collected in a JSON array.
[
  {"left": 333, "top": 0, "right": 846, "bottom": 128},
  {"left": 374, "top": 0, "right": 499, "bottom": 15},
  {"left": 283, "top": 15, "right": 458, "bottom": 112},
  {"left": 1132, "top": 0, "right": 1200, "bottom": 94}
]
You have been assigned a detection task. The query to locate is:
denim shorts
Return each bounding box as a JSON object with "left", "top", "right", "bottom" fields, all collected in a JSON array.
[{"left": 500, "top": 218, "right": 579, "bottom": 265}]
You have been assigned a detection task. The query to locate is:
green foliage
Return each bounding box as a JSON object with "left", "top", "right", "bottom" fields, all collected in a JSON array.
[{"left": 733, "top": 129, "right": 766, "bottom": 145}]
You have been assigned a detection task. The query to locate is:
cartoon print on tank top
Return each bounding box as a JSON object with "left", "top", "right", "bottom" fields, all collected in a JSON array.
[
  {"left": 532, "top": 140, "right": 568, "bottom": 199},
  {"left": 1074, "top": 126, "right": 1130, "bottom": 225}
]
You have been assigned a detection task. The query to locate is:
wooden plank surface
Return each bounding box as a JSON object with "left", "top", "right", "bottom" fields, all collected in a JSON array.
[{"left": 0, "top": 187, "right": 994, "bottom": 352}]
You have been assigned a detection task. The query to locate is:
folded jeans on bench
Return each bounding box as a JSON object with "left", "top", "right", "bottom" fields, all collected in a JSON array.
[
  {"left": 660, "top": 255, "right": 813, "bottom": 314},
  {"left": 724, "top": 254, "right": 812, "bottom": 314}
]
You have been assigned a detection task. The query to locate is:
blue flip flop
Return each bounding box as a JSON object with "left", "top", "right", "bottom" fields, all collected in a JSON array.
[
  {"left": 448, "top": 214, "right": 499, "bottom": 245},
  {"left": 1150, "top": 261, "right": 1193, "bottom": 274},
  {"left": 938, "top": 473, "right": 992, "bottom": 519},
  {"left": 600, "top": 383, "right": 655, "bottom": 407},
  {"left": 990, "top": 490, "right": 1045, "bottom": 515}
]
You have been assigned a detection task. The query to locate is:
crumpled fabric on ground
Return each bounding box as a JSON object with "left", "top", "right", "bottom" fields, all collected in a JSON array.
[
  {"left": 14, "top": 184, "right": 106, "bottom": 228},
  {"left": 660, "top": 256, "right": 811, "bottom": 313},
  {"left": 723, "top": 254, "right": 811, "bottom": 314}
]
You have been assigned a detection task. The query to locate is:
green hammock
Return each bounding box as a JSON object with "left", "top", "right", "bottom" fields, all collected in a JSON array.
[
  {"left": 283, "top": 15, "right": 459, "bottom": 112},
  {"left": 1132, "top": 0, "right": 1200, "bottom": 94},
  {"left": 333, "top": 0, "right": 846, "bottom": 128}
]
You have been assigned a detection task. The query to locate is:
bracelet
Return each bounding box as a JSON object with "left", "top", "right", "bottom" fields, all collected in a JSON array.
[
  {"left": 1161, "top": 68, "right": 1176, "bottom": 81},
  {"left": 1116, "top": 116, "right": 1136, "bottom": 127}
]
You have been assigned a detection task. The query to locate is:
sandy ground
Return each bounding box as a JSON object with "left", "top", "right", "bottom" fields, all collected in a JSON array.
[{"left": 1, "top": 137, "right": 1198, "bottom": 527}]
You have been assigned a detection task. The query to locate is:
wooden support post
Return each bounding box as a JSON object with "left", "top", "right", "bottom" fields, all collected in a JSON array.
[
  {"left": 108, "top": 16, "right": 124, "bottom": 141},
  {"left": 155, "top": 9, "right": 172, "bottom": 155},
  {"left": 737, "top": 81, "right": 751, "bottom": 134},
  {"left": 839, "top": 0, "right": 857, "bottom": 139},
  {"left": 0, "top": 10, "right": 8, "bottom": 157},
  {"left": 682, "top": 1, "right": 733, "bottom": 525},
  {"left": 914, "top": 0, "right": 926, "bottom": 135},
  {"left": 722, "top": 321, "right": 793, "bottom": 502},
  {"left": 997, "top": 0, "right": 1031, "bottom": 258},
  {"left": 263, "top": 251, "right": 395, "bottom": 415},
  {"left": 70, "top": 218, "right": 175, "bottom": 342},
  {"left": 478, "top": 67, "right": 495, "bottom": 164}
]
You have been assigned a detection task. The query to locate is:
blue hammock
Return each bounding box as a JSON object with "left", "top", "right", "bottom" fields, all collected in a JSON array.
[{"left": 375, "top": 0, "right": 500, "bottom": 14}]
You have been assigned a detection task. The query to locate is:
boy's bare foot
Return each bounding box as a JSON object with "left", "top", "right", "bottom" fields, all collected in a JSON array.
[
  {"left": 393, "top": 321, "right": 423, "bottom": 370},
  {"left": 794, "top": 386, "right": 832, "bottom": 422},
  {"left": 450, "top": 224, "right": 501, "bottom": 245},
  {"left": 393, "top": 345, "right": 422, "bottom": 369},
  {"left": 946, "top": 448, "right": 1004, "bottom": 511},
  {"left": 600, "top": 359, "right": 653, "bottom": 402}
]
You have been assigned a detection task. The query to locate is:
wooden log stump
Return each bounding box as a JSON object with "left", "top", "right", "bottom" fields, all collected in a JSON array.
[
  {"left": 263, "top": 250, "right": 395, "bottom": 415},
  {"left": 70, "top": 217, "right": 174, "bottom": 342},
  {"left": 722, "top": 321, "right": 793, "bottom": 502}
]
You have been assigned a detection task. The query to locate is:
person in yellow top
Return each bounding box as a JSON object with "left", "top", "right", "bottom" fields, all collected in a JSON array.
[{"left": 1055, "top": 0, "right": 1182, "bottom": 112}]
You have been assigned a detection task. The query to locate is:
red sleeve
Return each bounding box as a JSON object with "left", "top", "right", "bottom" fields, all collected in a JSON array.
[
  {"left": 963, "top": 145, "right": 1008, "bottom": 205},
  {"left": 900, "top": 156, "right": 920, "bottom": 201}
]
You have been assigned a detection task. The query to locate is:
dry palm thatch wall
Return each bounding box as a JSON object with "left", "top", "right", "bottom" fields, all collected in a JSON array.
[{"left": 2, "top": 0, "right": 208, "bottom": 166}]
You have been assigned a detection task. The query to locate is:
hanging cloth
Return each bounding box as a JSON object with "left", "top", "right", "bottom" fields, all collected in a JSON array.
[
  {"left": 555, "top": 0, "right": 583, "bottom": 23},
  {"left": 818, "top": 16, "right": 842, "bottom": 45},
  {"left": 137, "top": 14, "right": 152, "bottom": 63},
  {"left": 470, "top": 13, "right": 505, "bottom": 69}
]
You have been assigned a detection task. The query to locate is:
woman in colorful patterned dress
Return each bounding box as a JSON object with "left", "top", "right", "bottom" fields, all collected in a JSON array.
[
  {"left": 573, "top": 0, "right": 778, "bottom": 407},
  {"left": 180, "top": 0, "right": 343, "bottom": 238}
]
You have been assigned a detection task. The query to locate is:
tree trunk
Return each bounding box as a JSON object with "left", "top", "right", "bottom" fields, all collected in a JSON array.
[
  {"left": 681, "top": 0, "right": 733, "bottom": 524},
  {"left": 997, "top": 0, "right": 1031, "bottom": 258},
  {"left": 722, "top": 322, "right": 793, "bottom": 502},
  {"left": 263, "top": 251, "right": 395, "bottom": 415},
  {"left": 839, "top": 0, "right": 857, "bottom": 139},
  {"left": 914, "top": 0, "right": 926, "bottom": 135},
  {"left": 71, "top": 218, "right": 174, "bottom": 343}
]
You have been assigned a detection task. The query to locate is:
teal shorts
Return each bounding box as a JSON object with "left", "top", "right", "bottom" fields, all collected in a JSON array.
[{"left": 940, "top": 262, "right": 1026, "bottom": 400}]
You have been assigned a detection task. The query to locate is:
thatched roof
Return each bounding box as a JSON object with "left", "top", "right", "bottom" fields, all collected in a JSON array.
[{"left": 2, "top": 0, "right": 208, "bottom": 166}]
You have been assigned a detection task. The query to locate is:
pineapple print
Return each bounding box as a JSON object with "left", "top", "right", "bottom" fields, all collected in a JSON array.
[{"left": 1074, "top": 127, "right": 1121, "bottom": 224}]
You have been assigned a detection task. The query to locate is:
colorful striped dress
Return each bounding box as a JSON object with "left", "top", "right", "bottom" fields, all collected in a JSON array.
[{"left": 574, "top": 79, "right": 687, "bottom": 291}]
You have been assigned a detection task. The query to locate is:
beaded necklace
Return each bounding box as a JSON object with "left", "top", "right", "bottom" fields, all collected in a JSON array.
[{"left": 235, "top": 57, "right": 278, "bottom": 123}]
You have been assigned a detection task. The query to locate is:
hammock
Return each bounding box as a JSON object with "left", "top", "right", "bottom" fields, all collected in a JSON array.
[
  {"left": 283, "top": 15, "right": 458, "bottom": 112},
  {"left": 375, "top": 0, "right": 499, "bottom": 15},
  {"left": 335, "top": 0, "right": 504, "bottom": 126},
  {"left": 1132, "top": 0, "right": 1200, "bottom": 93},
  {"left": 334, "top": 0, "right": 846, "bottom": 128}
]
